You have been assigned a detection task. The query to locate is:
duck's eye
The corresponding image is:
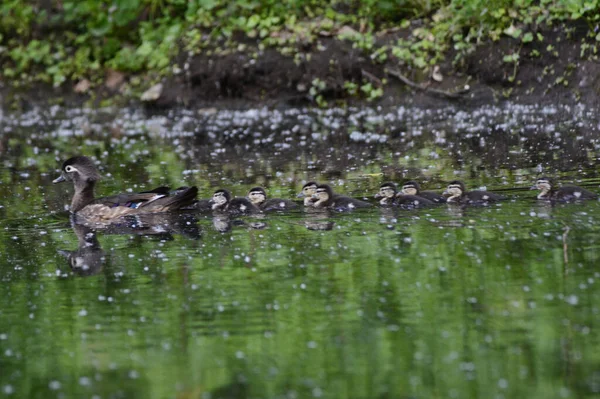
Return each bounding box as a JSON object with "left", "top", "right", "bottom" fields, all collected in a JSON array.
[{"left": 65, "top": 165, "right": 76, "bottom": 173}]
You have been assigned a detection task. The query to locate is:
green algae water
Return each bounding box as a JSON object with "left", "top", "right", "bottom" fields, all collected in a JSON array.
[{"left": 2, "top": 104, "right": 600, "bottom": 399}]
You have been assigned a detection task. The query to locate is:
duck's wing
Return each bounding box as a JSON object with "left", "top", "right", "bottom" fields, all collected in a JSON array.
[{"left": 94, "top": 186, "right": 171, "bottom": 207}]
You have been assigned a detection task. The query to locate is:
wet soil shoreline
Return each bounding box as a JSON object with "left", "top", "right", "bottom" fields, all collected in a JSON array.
[{"left": 2, "top": 23, "right": 600, "bottom": 112}]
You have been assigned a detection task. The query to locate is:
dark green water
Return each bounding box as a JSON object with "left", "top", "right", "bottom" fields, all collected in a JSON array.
[{"left": 2, "top": 105, "right": 600, "bottom": 398}]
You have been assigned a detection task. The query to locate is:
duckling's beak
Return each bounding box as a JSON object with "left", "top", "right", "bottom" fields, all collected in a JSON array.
[
  {"left": 52, "top": 174, "right": 66, "bottom": 184},
  {"left": 311, "top": 193, "right": 319, "bottom": 199},
  {"left": 296, "top": 192, "right": 304, "bottom": 198},
  {"left": 529, "top": 185, "right": 538, "bottom": 190},
  {"left": 442, "top": 190, "right": 450, "bottom": 197},
  {"left": 374, "top": 193, "right": 382, "bottom": 199}
]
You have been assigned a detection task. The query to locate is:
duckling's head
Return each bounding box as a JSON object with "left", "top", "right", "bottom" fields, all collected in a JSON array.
[
  {"left": 443, "top": 180, "right": 465, "bottom": 202},
  {"left": 299, "top": 182, "right": 318, "bottom": 197},
  {"left": 401, "top": 181, "right": 420, "bottom": 196},
  {"left": 375, "top": 182, "right": 397, "bottom": 204},
  {"left": 312, "top": 184, "right": 333, "bottom": 205},
  {"left": 53, "top": 156, "right": 101, "bottom": 189},
  {"left": 248, "top": 187, "right": 267, "bottom": 205},
  {"left": 531, "top": 177, "right": 552, "bottom": 192},
  {"left": 210, "top": 189, "right": 231, "bottom": 210},
  {"left": 299, "top": 181, "right": 318, "bottom": 205}
]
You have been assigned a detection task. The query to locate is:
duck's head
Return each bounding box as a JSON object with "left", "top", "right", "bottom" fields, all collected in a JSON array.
[
  {"left": 374, "top": 182, "right": 397, "bottom": 204},
  {"left": 248, "top": 187, "right": 267, "bottom": 205},
  {"left": 298, "top": 181, "right": 318, "bottom": 205},
  {"left": 312, "top": 184, "right": 333, "bottom": 204},
  {"left": 531, "top": 177, "right": 553, "bottom": 198},
  {"left": 443, "top": 180, "right": 465, "bottom": 202},
  {"left": 298, "top": 181, "right": 318, "bottom": 197},
  {"left": 401, "top": 181, "right": 420, "bottom": 196},
  {"left": 210, "top": 189, "right": 231, "bottom": 210},
  {"left": 53, "top": 156, "right": 101, "bottom": 189}
]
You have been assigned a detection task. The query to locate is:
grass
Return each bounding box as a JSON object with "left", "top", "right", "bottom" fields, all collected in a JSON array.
[{"left": 1, "top": 0, "right": 600, "bottom": 103}]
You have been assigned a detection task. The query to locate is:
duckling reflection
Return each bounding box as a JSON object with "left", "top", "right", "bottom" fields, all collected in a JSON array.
[
  {"left": 304, "top": 210, "right": 335, "bottom": 231},
  {"left": 58, "top": 224, "right": 106, "bottom": 276},
  {"left": 211, "top": 215, "right": 268, "bottom": 233}
]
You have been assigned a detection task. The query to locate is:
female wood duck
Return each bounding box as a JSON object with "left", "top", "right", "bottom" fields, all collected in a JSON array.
[
  {"left": 311, "top": 184, "right": 371, "bottom": 210},
  {"left": 531, "top": 177, "right": 598, "bottom": 201},
  {"left": 374, "top": 182, "right": 434, "bottom": 207},
  {"left": 401, "top": 181, "right": 446, "bottom": 203},
  {"left": 442, "top": 180, "right": 504, "bottom": 204},
  {"left": 53, "top": 156, "right": 198, "bottom": 222},
  {"left": 298, "top": 181, "right": 319, "bottom": 206},
  {"left": 209, "top": 189, "right": 261, "bottom": 215},
  {"left": 247, "top": 187, "right": 299, "bottom": 211}
]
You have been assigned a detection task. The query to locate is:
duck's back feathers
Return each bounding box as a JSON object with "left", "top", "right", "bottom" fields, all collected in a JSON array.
[
  {"left": 553, "top": 185, "right": 598, "bottom": 202},
  {"left": 417, "top": 190, "right": 447, "bottom": 203},
  {"left": 464, "top": 190, "right": 505, "bottom": 204},
  {"left": 394, "top": 194, "right": 435, "bottom": 208},
  {"left": 332, "top": 195, "right": 371, "bottom": 211},
  {"left": 261, "top": 198, "right": 299, "bottom": 212},
  {"left": 227, "top": 197, "right": 262, "bottom": 215}
]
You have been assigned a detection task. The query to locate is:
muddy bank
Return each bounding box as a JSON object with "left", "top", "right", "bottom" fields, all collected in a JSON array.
[{"left": 3, "top": 22, "right": 600, "bottom": 111}]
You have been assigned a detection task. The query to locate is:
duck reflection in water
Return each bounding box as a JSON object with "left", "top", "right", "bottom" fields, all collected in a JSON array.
[
  {"left": 58, "top": 224, "right": 106, "bottom": 277},
  {"left": 59, "top": 213, "right": 201, "bottom": 276}
]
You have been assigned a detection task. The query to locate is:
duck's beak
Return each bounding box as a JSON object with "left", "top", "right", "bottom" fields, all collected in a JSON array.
[
  {"left": 529, "top": 185, "right": 538, "bottom": 190},
  {"left": 53, "top": 174, "right": 66, "bottom": 184}
]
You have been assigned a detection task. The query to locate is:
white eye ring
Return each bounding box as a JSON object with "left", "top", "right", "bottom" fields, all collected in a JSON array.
[{"left": 65, "top": 165, "right": 76, "bottom": 173}]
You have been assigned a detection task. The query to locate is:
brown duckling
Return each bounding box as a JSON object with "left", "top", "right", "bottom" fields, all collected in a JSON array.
[
  {"left": 531, "top": 177, "right": 598, "bottom": 202},
  {"left": 312, "top": 184, "right": 371, "bottom": 211},
  {"left": 375, "top": 182, "right": 435, "bottom": 208},
  {"left": 209, "top": 189, "right": 261, "bottom": 215},
  {"left": 443, "top": 180, "right": 505, "bottom": 204},
  {"left": 401, "top": 181, "right": 446, "bottom": 203},
  {"left": 247, "top": 187, "right": 298, "bottom": 211},
  {"left": 53, "top": 156, "right": 198, "bottom": 223}
]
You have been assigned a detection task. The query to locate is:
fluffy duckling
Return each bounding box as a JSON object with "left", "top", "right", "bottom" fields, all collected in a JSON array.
[
  {"left": 209, "top": 189, "right": 261, "bottom": 215},
  {"left": 298, "top": 181, "right": 319, "bottom": 206},
  {"left": 247, "top": 187, "right": 298, "bottom": 211},
  {"left": 443, "top": 180, "right": 504, "bottom": 204},
  {"left": 312, "top": 184, "right": 371, "bottom": 210},
  {"left": 531, "top": 177, "right": 598, "bottom": 202},
  {"left": 375, "top": 182, "right": 434, "bottom": 207},
  {"left": 53, "top": 156, "right": 198, "bottom": 222},
  {"left": 401, "top": 181, "right": 446, "bottom": 203}
]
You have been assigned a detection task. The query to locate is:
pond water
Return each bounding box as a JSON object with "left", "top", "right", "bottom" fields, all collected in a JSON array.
[{"left": 1, "top": 103, "right": 600, "bottom": 399}]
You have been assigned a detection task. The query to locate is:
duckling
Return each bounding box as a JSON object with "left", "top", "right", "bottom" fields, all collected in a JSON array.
[
  {"left": 209, "top": 189, "right": 261, "bottom": 215},
  {"left": 374, "top": 182, "right": 434, "bottom": 207},
  {"left": 531, "top": 177, "right": 598, "bottom": 201},
  {"left": 53, "top": 156, "right": 198, "bottom": 223},
  {"left": 312, "top": 184, "right": 371, "bottom": 211},
  {"left": 298, "top": 181, "right": 319, "bottom": 206},
  {"left": 401, "top": 181, "right": 446, "bottom": 203},
  {"left": 247, "top": 187, "right": 298, "bottom": 211},
  {"left": 443, "top": 180, "right": 504, "bottom": 204}
]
